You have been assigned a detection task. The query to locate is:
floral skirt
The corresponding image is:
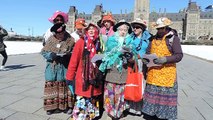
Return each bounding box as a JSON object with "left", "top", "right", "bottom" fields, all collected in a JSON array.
[
  {"left": 71, "top": 96, "right": 100, "bottom": 120},
  {"left": 104, "top": 81, "right": 129, "bottom": 119},
  {"left": 43, "top": 81, "right": 74, "bottom": 111},
  {"left": 142, "top": 81, "right": 178, "bottom": 120}
]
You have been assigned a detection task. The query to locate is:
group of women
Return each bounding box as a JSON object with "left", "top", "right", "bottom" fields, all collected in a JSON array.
[{"left": 41, "top": 11, "right": 183, "bottom": 120}]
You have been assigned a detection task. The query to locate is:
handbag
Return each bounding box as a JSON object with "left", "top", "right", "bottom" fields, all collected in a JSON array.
[{"left": 124, "top": 62, "right": 143, "bottom": 102}]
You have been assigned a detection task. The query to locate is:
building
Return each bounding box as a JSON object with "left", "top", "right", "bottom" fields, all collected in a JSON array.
[{"left": 66, "top": 0, "right": 213, "bottom": 41}]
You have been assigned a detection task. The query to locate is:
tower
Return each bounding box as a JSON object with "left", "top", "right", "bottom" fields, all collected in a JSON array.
[
  {"left": 185, "top": 1, "right": 200, "bottom": 41},
  {"left": 134, "top": 0, "right": 150, "bottom": 23},
  {"left": 67, "top": 6, "right": 77, "bottom": 32}
]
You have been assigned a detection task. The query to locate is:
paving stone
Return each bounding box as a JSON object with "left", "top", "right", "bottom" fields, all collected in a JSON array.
[
  {"left": 0, "top": 108, "right": 16, "bottom": 119},
  {"left": 0, "top": 85, "right": 33, "bottom": 95},
  {"left": 0, "top": 94, "right": 25, "bottom": 108},
  {"left": 5, "top": 112, "right": 48, "bottom": 120},
  {"left": 20, "top": 87, "right": 43, "bottom": 99},
  {"left": 5, "top": 97, "right": 43, "bottom": 114}
]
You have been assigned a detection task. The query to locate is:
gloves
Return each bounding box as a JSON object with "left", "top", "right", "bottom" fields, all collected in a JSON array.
[
  {"left": 120, "top": 46, "right": 131, "bottom": 53},
  {"left": 153, "top": 57, "right": 167, "bottom": 64},
  {"left": 50, "top": 52, "right": 57, "bottom": 60},
  {"left": 142, "top": 58, "right": 150, "bottom": 65},
  {"left": 66, "top": 80, "right": 75, "bottom": 95},
  {"left": 124, "top": 52, "right": 133, "bottom": 60}
]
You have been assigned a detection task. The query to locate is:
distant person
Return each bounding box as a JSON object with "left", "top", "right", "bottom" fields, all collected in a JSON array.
[
  {"left": 43, "top": 10, "right": 69, "bottom": 46},
  {"left": 141, "top": 17, "right": 183, "bottom": 120},
  {"left": 70, "top": 18, "right": 87, "bottom": 42},
  {"left": 41, "top": 23, "right": 75, "bottom": 115},
  {"left": 0, "top": 25, "right": 8, "bottom": 71}
]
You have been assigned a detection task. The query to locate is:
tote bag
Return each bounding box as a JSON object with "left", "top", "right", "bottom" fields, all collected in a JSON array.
[{"left": 124, "top": 63, "right": 143, "bottom": 102}]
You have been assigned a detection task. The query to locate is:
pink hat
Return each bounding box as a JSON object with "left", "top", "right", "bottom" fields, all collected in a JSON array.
[{"left": 48, "top": 10, "right": 68, "bottom": 23}]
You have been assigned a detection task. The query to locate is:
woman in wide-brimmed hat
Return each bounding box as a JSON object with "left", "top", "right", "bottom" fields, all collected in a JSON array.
[
  {"left": 43, "top": 10, "right": 69, "bottom": 46},
  {"left": 125, "top": 18, "right": 152, "bottom": 115},
  {"left": 41, "top": 22, "right": 75, "bottom": 115},
  {"left": 141, "top": 17, "right": 183, "bottom": 120},
  {"left": 99, "top": 19, "right": 137, "bottom": 119},
  {"left": 66, "top": 23, "right": 104, "bottom": 120},
  {"left": 99, "top": 13, "right": 116, "bottom": 52}
]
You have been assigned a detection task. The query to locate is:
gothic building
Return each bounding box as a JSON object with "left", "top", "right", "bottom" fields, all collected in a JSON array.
[{"left": 66, "top": 0, "right": 213, "bottom": 41}]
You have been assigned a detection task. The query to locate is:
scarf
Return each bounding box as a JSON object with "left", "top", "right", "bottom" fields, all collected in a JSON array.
[
  {"left": 82, "top": 31, "right": 101, "bottom": 91},
  {"left": 99, "top": 32, "right": 135, "bottom": 73}
]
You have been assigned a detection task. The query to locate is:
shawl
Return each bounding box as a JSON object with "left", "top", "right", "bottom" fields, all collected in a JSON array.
[
  {"left": 99, "top": 32, "right": 136, "bottom": 73},
  {"left": 42, "top": 32, "right": 74, "bottom": 54}
]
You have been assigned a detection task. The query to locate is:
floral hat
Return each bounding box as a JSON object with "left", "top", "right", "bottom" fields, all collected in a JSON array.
[
  {"left": 75, "top": 18, "right": 87, "bottom": 29},
  {"left": 48, "top": 10, "right": 68, "bottom": 23},
  {"left": 151, "top": 17, "right": 173, "bottom": 29},
  {"left": 101, "top": 13, "right": 116, "bottom": 26}
]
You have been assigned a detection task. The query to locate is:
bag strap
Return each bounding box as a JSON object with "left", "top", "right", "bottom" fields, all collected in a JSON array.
[{"left": 128, "top": 61, "right": 138, "bottom": 73}]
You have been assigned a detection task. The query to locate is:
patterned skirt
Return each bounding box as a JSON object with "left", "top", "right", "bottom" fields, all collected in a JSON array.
[
  {"left": 104, "top": 81, "right": 129, "bottom": 119},
  {"left": 43, "top": 81, "right": 75, "bottom": 111},
  {"left": 71, "top": 96, "right": 100, "bottom": 120},
  {"left": 142, "top": 81, "right": 178, "bottom": 120}
]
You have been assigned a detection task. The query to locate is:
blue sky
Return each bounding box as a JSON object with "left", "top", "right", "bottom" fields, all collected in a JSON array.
[{"left": 0, "top": 0, "right": 211, "bottom": 36}]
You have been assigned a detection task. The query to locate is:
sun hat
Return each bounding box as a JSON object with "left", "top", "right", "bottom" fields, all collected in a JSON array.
[
  {"left": 152, "top": 17, "right": 173, "bottom": 29},
  {"left": 75, "top": 18, "right": 87, "bottom": 29},
  {"left": 113, "top": 19, "right": 132, "bottom": 34},
  {"left": 131, "top": 18, "right": 147, "bottom": 29},
  {"left": 48, "top": 10, "right": 68, "bottom": 23},
  {"left": 101, "top": 13, "right": 116, "bottom": 26}
]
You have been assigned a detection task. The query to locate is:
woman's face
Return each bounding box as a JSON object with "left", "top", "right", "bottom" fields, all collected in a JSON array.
[
  {"left": 103, "top": 20, "right": 112, "bottom": 29},
  {"left": 53, "top": 16, "right": 64, "bottom": 24},
  {"left": 87, "top": 26, "right": 96, "bottom": 37},
  {"left": 117, "top": 24, "right": 128, "bottom": 37},
  {"left": 132, "top": 25, "right": 143, "bottom": 36}
]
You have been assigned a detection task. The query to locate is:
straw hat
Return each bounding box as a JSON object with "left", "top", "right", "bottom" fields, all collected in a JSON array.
[
  {"left": 151, "top": 17, "right": 173, "bottom": 29},
  {"left": 131, "top": 18, "right": 147, "bottom": 29}
]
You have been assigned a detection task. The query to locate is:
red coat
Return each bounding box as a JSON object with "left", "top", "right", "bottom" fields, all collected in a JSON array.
[{"left": 66, "top": 38, "right": 102, "bottom": 98}]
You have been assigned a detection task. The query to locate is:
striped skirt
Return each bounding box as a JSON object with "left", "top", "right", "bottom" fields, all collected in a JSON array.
[
  {"left": 142, "top": 81, "right": 178, "bottom": 120},
  {"left": 43, "top": 81, "right": 75, "bottom": 111}
]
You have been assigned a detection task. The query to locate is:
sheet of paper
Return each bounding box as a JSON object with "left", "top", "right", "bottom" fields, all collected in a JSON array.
[
  {"left": 91, "top": 54, "right": 104, "bottom": 63},
  {"left": 142, "top": 54, "right": 161, "bottom": 67}
]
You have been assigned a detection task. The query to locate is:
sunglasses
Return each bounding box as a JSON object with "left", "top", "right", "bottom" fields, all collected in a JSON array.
[{"left": 133, "top": 26, "right": 141, "bottom": 29}]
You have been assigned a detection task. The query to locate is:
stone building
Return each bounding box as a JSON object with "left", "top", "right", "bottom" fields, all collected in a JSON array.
[{"left": 66, "top": 0, "right": 213, "bottom": 41}]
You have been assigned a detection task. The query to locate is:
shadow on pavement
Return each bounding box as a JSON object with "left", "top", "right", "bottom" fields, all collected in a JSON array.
[{"left": 4, "top": 64, "right": 35, "bottom": 71}]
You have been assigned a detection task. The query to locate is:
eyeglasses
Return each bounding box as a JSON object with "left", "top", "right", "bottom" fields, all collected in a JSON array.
[
  {"left": 133, "top": 26, "right": 141, "bottom": 29},
  {"left": 118, "top": 28, "right": 128, "bottom": 32}
]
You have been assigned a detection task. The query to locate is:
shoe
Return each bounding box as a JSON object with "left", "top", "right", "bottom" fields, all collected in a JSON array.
[
  {"left": 0, "top": 66, "right": 6, "bottom": 71},
  {"left": 67, "top": 108, "right": 72, "bottom": 114},
  {"left": 46, "top": 110, "right": 54, "bottom": 115}
]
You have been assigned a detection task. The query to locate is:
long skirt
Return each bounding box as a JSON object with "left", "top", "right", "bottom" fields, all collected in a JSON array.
[
  {"left": 71, "top": 96, "right": 100, "bottom": 120},
  {"left": 142, "top": 81, "right": 178, "bottom": 120},
  {"left": 43, "top": 81, "right": 74, "bottom": 111},
  {"left": 104, "top": 81, "right": 129, "bottom": 119}
]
